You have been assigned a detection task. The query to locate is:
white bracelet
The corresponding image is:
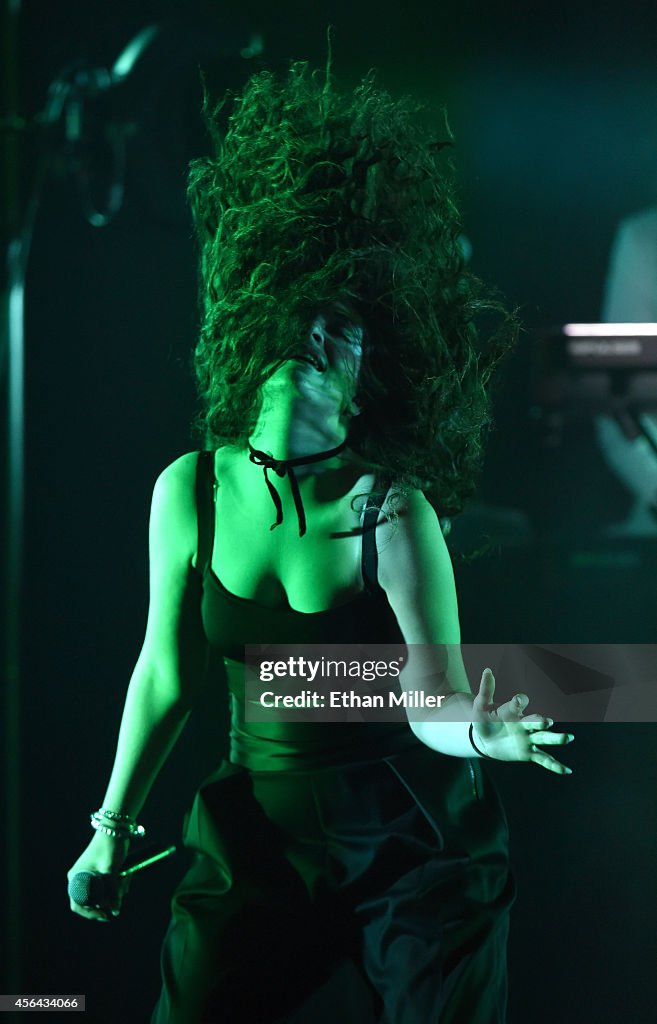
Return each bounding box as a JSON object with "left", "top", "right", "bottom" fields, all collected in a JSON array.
[{"left": 90, "top": 810, "right": 146, "bottom": 839}]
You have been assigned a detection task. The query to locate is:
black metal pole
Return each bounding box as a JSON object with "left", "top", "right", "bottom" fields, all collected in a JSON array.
[{"left": 2, "top": 0, "right": 24, "bottom": 1001}]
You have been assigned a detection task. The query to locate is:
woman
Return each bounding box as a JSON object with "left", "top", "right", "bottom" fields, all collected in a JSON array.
[{"left": 67, "top": 61, "right": 573, "bottom": 1023}]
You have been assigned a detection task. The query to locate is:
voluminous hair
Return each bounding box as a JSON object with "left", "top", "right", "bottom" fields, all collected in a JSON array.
[{"left": 188, "top": 60, "right": 517, "bottom": 518}]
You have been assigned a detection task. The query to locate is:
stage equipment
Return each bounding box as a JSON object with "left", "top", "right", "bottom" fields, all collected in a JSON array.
[{"left": 533, "top": 324, "right": 657, "bottom": 537}]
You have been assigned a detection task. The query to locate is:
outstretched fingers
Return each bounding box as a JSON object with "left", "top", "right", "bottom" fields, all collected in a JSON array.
[
  {"left": 528, "top": 729, "right": 574, "bottom": 774},
  {"left": 528, "top": 729, "right": 574, "bottom": 745}
]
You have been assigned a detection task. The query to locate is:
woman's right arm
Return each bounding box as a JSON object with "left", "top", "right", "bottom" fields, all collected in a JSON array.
[{"left": 67, "top": 452, "right": 207, "bottom": 920}]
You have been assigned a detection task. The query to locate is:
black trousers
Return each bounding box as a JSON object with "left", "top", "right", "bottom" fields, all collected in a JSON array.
[{"left": 151, "top": 743, "right": 515, "bottom": 1023}]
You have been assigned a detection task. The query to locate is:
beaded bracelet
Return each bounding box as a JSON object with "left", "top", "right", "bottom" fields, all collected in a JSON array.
[
  {"left": 90, "top": 809, "right": 146, "bottom": 840},
  {"left": 95, "top": 807, "right": 137, "bottom": 823},
  {"left": 468, "top": 722, "right": 494, "bottom": 760}
]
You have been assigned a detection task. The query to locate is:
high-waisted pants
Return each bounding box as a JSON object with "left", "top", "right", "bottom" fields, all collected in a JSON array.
[{"left": 151, "top": 742, "right": 515, "bottom": 1023}]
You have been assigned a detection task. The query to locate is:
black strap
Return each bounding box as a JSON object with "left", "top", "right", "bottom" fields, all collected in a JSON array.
[
  {"left": 195, "top": 451, "right": 216, "bottom": 575},
  {"left": 361, "top": 493, "right": 385, "bottom": 595}
]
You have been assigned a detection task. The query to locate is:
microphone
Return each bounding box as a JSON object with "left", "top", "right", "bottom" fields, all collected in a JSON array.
[
  {"left": 68, "top": 843, "right": 176, "bottom": 910},
  {"left": 34, "top": 19, "right": 263, "bottom": 227},
  {"left": 39, "top": 25, "right": 165, "bottom": 227}
]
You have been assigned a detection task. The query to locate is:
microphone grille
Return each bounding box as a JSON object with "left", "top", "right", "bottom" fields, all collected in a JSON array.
[{"left": 68, "top": 871, "right": 108, "bottom": 908}]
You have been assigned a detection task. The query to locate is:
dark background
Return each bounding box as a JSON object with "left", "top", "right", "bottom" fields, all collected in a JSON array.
[{"left": 2, "top": 0, "right": 657, "bottom": 1021}]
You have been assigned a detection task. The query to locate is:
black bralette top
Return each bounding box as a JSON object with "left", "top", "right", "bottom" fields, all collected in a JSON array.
[{"left": 193, "top": 451, "right": 418, "bottom": 770}]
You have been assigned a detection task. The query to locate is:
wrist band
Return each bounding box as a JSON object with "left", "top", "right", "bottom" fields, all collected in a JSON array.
[{"left": 468, "top": 722, "right": 494, "bottom": 760}]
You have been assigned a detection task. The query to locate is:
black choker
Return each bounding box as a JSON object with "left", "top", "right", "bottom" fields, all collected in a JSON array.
[{"left": 248, "top": 440, "right": 348, "bottom": 537}]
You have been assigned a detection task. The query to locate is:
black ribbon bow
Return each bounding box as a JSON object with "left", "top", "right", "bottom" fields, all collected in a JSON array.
[{"left": 247, "top": 440, "right": 348, "bottom": 537}]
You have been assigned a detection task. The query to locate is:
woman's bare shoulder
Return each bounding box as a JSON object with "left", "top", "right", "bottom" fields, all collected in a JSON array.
[
  {"left": 152, "top": 451, "right": 202, "bottom": 504},
  {"left": 155, "top": 451, "right": 201, "bottom": 486},
  {"left": 375, "top": 488, "right": 446, "bottom": 573},
  {"left": 150, "top": 453, "right": 203, "bottom": 553}
]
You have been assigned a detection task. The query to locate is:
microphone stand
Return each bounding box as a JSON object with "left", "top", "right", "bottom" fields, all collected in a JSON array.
[
  {"left": 2, "top": 29, "right": 145, "bottom": 1001},
  {"left": 1, "top": 12, "right": 262, "bottom": 1002}
]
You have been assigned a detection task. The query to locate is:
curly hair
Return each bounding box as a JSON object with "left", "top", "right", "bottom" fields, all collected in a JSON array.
[{"left": 187, "top": 59, "right": 517, "bottom": 519}]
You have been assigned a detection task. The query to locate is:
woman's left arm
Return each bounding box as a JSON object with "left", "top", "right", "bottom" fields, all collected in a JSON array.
[{"left": 377, "top": 489, "right": 574, "bottom": 773}]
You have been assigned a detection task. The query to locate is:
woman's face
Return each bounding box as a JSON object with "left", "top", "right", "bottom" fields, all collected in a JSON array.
[{"left": 265, "top": 303, "right": 365, "bottom": 418}]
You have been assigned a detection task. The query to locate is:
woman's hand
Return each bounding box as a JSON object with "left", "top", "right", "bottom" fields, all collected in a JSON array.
[
  {"left": 67, "top": 833, "right": 132, "bottom": 922},
  {"left": 472, "top": 668, "right": 574, "bottom": 774}
]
